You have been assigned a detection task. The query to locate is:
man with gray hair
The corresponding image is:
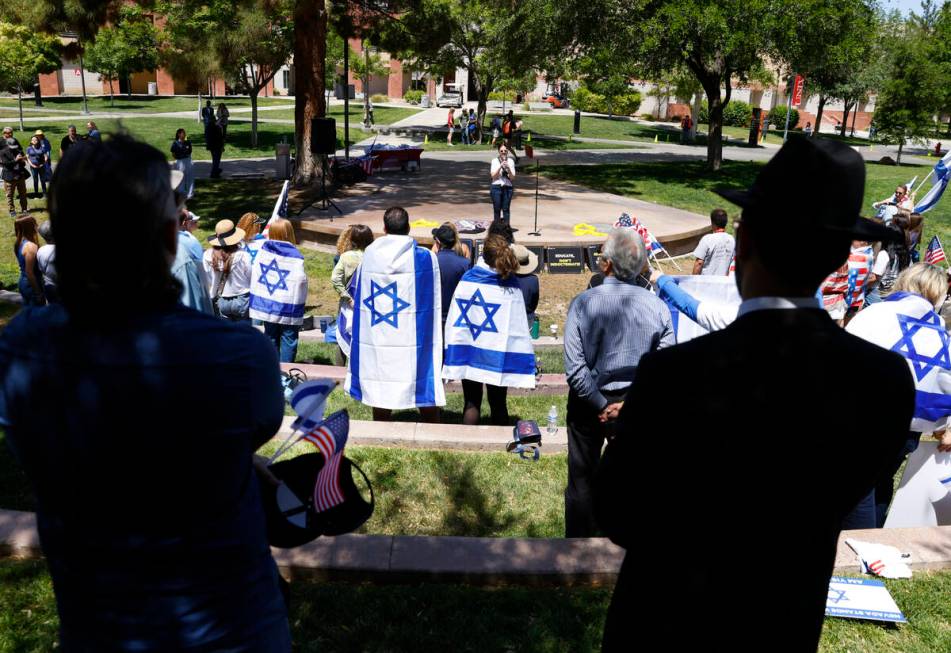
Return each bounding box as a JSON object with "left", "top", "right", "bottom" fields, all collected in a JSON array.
[{"left": 562, "top": 228, "right": 674, "bottom": 537}]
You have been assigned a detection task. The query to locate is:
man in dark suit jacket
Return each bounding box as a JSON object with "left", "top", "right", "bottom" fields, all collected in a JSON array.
[{"left": 596, "top": 138, "right": 915, "bottom": 652}]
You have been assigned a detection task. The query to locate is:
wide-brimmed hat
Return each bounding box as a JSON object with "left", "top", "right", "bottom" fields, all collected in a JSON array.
[
  {"left": 207, "top": 219, "right": 245, "bottom": 247},
  {"left": 716, "top": 137, "right": 900, "bottom": 243},
  {"left": 34, "top": 130, "right": 44, "bottom": 137},
  {"left": 432, "top": 224, "right": 457, "bottom": 247},
  {"left": 511, "top": 244, "right": 538, "bottom": 274}
]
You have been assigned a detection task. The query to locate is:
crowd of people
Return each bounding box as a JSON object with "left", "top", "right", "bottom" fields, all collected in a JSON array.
[
  {"left": 446, "top": 107, "right": 522, "bottom": 148},
  {"left": 3, "top": 124, "right": 951, "bottom": 652}
]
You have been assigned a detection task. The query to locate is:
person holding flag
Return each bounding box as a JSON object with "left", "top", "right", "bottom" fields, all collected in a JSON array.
[
  {"left": 344, "top": 207, "right": 445, "bottom": 422},
  {"left": 250, "top": 218, "right": 308, "bottom": 362},
  {"left": 844, "top": 263, "right": 951, "bottom": 528},
  {"left": 443, "top": 235, "right": 536, "bottom": 425},
  {"left": 912, "top": 149, "right": 951, "bottom": 215}
]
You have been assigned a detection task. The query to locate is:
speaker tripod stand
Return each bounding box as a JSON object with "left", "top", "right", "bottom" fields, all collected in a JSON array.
[{"left": 295, "top": 154, "right": 341, "bottom": 219}]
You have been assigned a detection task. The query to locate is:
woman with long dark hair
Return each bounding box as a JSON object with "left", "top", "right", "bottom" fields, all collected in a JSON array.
[
  {"left": 203, "top": 219, "right": 252, "bottom": 321},
  {"left": 170, "top": 128, "right": 194, "bottom": 199},
  {"left": 14, "top": 214, "right": 45, "bottom": 305},
  {"left": 444, "top": 235, "right": 536, "bottom": 425}
]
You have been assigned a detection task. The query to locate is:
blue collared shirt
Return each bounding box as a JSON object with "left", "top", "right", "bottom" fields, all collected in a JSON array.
[{"left": 564, "top": 275, "right": 675, "bottom": 409}]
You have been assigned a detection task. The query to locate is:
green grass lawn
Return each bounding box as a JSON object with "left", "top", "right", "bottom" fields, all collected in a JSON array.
[
  {"left": 315, "top": 388, "right": 568, "bottom": 427},
  {"left": 0, "top": 95, "right": 294, "bottom": 115},
  {"left": 253, "top": 105, "right": 423, "bottom": 125},
  {"left": 0, "top": 557, "right": 948, "bottom": 652},
  {"left": 540, "top": 160, "right": 951, "bottom": 248},
  {"left": 3, "top": 118, "right": 366, "bottom": 164}
]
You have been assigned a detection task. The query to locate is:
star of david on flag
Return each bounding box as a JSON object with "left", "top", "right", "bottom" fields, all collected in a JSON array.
[
  {"left": 363, "top": 280, "right": 411, "bottom": 328},
  {"left": 453, "top": 289, "right": 501, "bottom": 339},
  {"left": 258, "top": 258, "right": 291, "bottom": 295},
  {"left": 891, "top": 311, "right": 951, "bottom": 382}
]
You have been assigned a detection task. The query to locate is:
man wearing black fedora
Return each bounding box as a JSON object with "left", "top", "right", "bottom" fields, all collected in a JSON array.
[{"left": 596, "top": 138, "right": 914, "bottom": 651}]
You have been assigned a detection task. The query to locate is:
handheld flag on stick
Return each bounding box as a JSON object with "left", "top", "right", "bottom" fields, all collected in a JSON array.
[
  {"left": 267, "top": 378, "right": 337, "bottom": 464},
  {"left": 300, "top": 410, "right": 350, "bottom": 512},
  {"left": 262, "top": 180, "right": 290, "bottom": 237},
  {"left": 925, "top": 235, "right": 947, "bottom": 266},
  {"left": 914, "top": 151, "right": 951, "bottom": 214}
]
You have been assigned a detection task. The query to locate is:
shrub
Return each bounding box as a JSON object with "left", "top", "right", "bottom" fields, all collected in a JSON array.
[
  {"left": 698, "top": 99, "right": 709, "bottom": 124},
  {"left": 767, "top": 105, "right": 799, "bottom": 129},
  {"left": 487, "top": 90, "right": 508, "bottom": 101},
  {"left": 370, "top": 94, "right": 389, "bottom": 103},
  {"left": 641, "top": 112, "right": 656, "bottom": 121},
  {"left": 721, "top": 100, "right": 753, "bottom": 127},
  {"left": 609, "top": 91, "right": 642, "bottom": 117},
  {"left": 403, "top": 89, "right": 423, "bottom": 105},
  {"left": 572, "top": 87, "right": 606, "bottom": 113}
]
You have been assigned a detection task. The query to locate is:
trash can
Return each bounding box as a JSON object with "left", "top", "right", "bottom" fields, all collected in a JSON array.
[
  {"left": 420, "top": 95, "right": 431, "bottom": 108},
  {"left": 147, "top": 82, "right": 158, "bottom": 96},
  {"left": 275, "top": 143, "right": 291, "bottom": 180},
  {"left": 573, "top": 110, "right": 581, "bottom": 134}
]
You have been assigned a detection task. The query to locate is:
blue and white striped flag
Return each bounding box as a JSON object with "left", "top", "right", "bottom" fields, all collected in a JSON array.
[
  {"left": 262, "top": 180, "right": 290, "bottom": 237},
  {"left": 290, "top": 379, "right": 336, "bottom": 432},
  {"left": 344, "top": 235, "right": 445, "bottom": 409},
  {"left": 443, "top": 263, "right": 536, "bottom": 388},
  {"left": 250, "top": 240, "right": 308, "bottom": 325},
  {"left": 915, "top": 151, "right": 951, "bottom": 214}
]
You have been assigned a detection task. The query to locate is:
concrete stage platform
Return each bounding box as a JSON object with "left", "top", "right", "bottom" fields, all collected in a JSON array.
[{"left": 293, "top": 156, "right": 709, "bottom": 255}]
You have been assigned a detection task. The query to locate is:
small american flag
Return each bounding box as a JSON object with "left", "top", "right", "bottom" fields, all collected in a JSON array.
[
  {"left": 926, "top": 235, "right": 947, "bottom": 265},
  {"left": 301, "top": 409, "right": 350, "bottom": 513},
  {"left": 314, "top": 451, "right": 346, "bottom": 512},
  {"left": 300, "top": 409, "right": 349, "bottom": 460}
]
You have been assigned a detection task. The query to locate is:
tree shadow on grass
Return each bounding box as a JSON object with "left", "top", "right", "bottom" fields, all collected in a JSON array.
[{"left": 289, "top": 581, "right": 610, "bottom": 652}]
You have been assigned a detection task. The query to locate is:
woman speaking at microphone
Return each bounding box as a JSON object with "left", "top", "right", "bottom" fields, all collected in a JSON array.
[{"left": 489, "top": 142, "right": 516, "bottom": 225}]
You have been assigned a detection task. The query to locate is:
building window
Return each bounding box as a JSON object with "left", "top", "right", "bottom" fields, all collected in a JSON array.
[{"left": 282, "top": 70, "right": 289, "bottom": 89}]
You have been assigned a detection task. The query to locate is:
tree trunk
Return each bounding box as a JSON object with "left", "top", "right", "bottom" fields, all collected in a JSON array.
[
  {"left": 476, "top": 85, "right": 490, "bottom": 143},
  {"left": 292, "top": 0, "right": 328, "bottom": 186},
  {"left": 17, "top": 88, "right": 23, "bottom": 132},
  {"left": 698, "top": 72, "right": 728, "bottom": 171},
  {"left": 363, "top": 42, "right": 371, "bottom": 127},
  {"left": 814, "top": 96, "right": 827, "bottom": 137},
  {"left": 840, "top": 100, "right": 852, "bottom": 138},
  {"left": 250, "top": 90, "right": 259, "bottom": 148},
  {"left": 109, "top": 79, "right": 115, "bottom": 107},
  {"left": 690, "top": 92, "right": 701, "bottom": 141}
]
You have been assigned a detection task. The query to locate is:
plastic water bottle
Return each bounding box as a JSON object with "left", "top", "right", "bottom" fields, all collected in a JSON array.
[{"left": 547, "top": 405, "right": 558, "bottom": 435}]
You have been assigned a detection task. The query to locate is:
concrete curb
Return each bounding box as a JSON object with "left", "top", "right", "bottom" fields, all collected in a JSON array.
[
  {"left": 280, "top": 362, "right": 569, "bottom": 396},
  {"left": 2, "top": 509, "right": 949, "bottom": 586},
  {"left": 272, "top": 415, "right": 568, "bottom": 453}
]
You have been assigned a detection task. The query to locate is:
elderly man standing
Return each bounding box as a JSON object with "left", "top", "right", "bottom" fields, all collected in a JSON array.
[{"left": 563, "top": 229, "right": 674, "bottom": 537}]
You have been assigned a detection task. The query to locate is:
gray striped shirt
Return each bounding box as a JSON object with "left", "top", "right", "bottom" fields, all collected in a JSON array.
[{"left": 564, "top": 276, "right": 674, "bottom": 409}]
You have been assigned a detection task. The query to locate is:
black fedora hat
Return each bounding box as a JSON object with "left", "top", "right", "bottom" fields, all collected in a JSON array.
[
  {"left": 261, "top": 452, "right": 375, "bottom": 548},
  {"left": 717, "top": 137, "right": 901, "bottom": 243}
]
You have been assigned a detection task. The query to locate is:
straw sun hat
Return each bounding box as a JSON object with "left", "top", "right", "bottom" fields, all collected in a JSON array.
[{"left": 207, "top": 219, "right": 246, "bottom": 247}]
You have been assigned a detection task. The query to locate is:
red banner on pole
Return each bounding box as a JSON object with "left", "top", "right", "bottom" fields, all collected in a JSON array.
[{"left": 792, "top": 75, "right": 805, "bottom": 106}]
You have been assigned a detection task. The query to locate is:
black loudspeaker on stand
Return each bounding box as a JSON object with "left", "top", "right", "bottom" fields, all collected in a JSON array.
[
  {"left": 527, "top": 144, "right": 540, "bottom": 236},
  {"left": 296, "top": 117, "right": 341, "bottom": 218}
]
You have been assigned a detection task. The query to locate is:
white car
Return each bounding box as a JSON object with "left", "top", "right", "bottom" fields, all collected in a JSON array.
[{"left": 436, "top": 92, "right": 463, "bottom": 108}]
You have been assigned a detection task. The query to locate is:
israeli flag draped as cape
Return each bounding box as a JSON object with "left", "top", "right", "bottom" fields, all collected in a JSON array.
[
  {"left": 443, "top": 262, "right": 536, "bottom": 388},
  {"left": 847, "top": 292, "right": 951, "bottom": 433},
  {"left": 344, "top": 235, "right": 445, "bottom": 409},
  {"left": 250, "top": 240, "right": 308, "bottom": 326}
]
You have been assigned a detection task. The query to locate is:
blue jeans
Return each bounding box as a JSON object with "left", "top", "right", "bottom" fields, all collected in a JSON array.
[
  {"left": 30, "top": 167, "right": 47, "bottom": 195},
  {"left": 216, "top": 293, "right": 250, "bottom": 322},
  {"left": 864, "top": 287, "right": 882, "bottom": 306},
  {"left": 490, "top": 184, "right": 513, "bottom": 223},
  {"left": 461, "top": 125, "right": 470, "bottom": 145},
  {"left": 843, "top": 433, "right": 921, "bottom": 529},
  {"left": 264, "top": 322, "right": 300, "bottom": 363}
]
